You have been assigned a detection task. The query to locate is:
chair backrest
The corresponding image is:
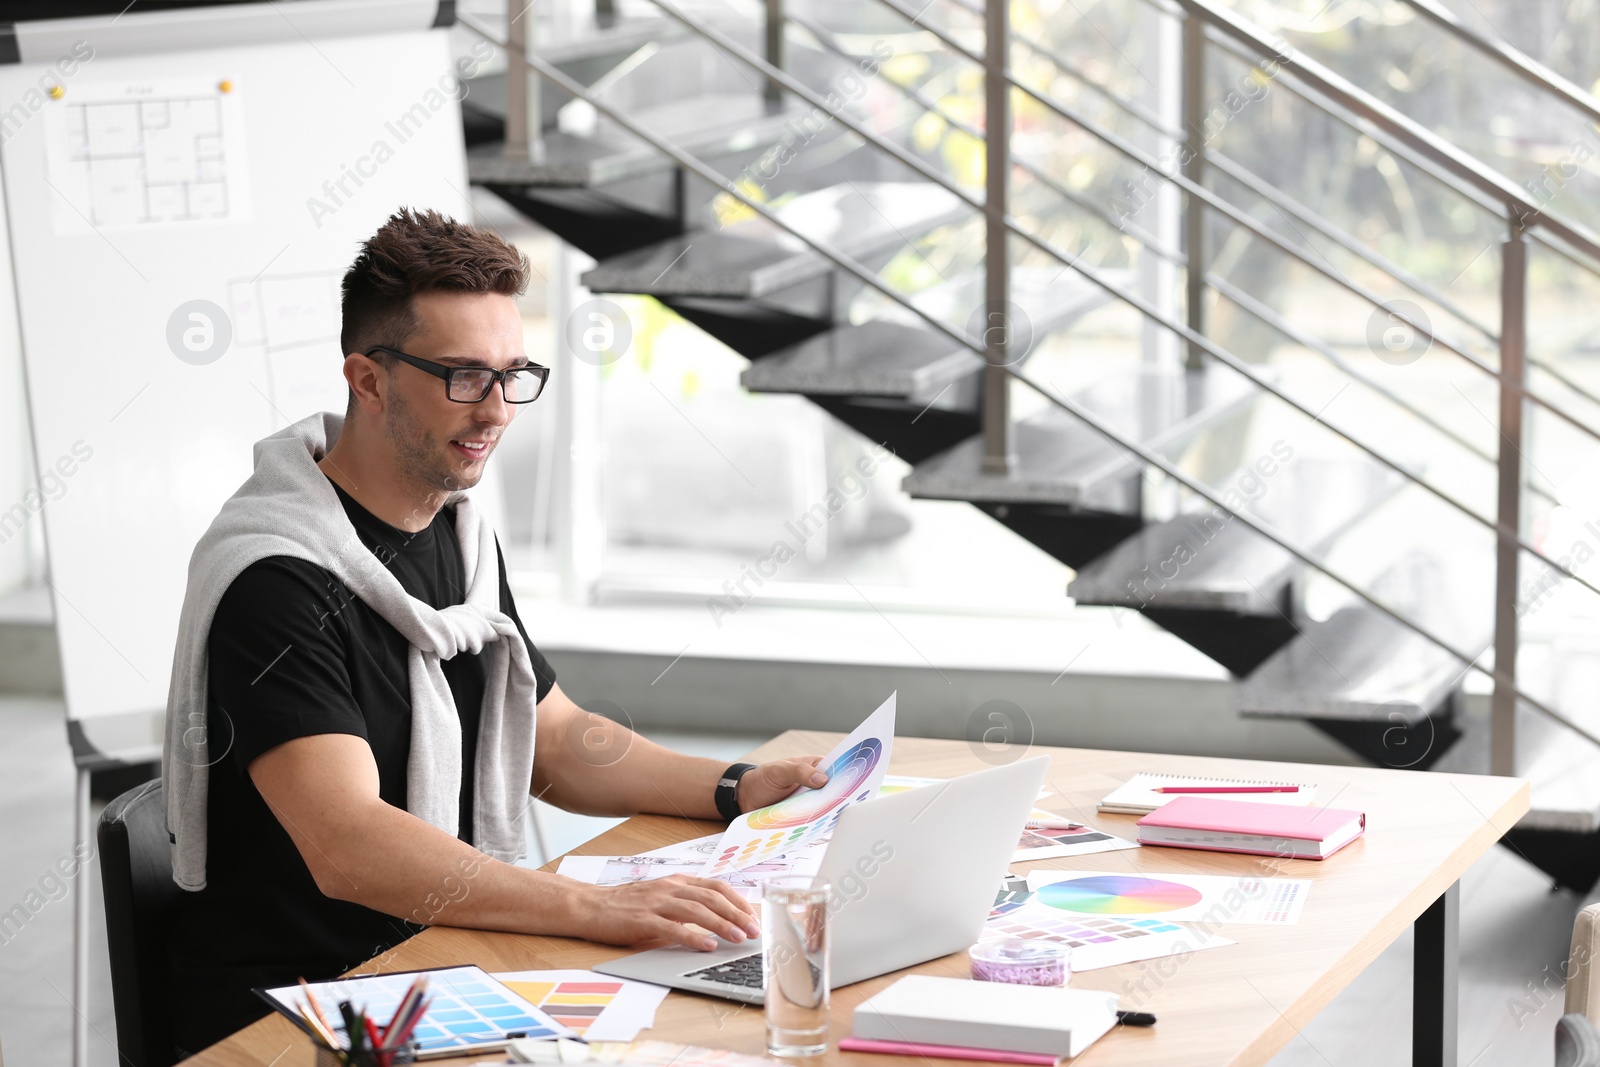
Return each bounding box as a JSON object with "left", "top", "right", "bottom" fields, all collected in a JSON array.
[
  {"left": 99, "top": 778, "right": 180, "bottom": 1067},
  {"left": 1571, "top": 902, "right": 1600, "bottom": 1021},
  {"left": 1558, "top": 1014, "right": 1600, "bottom": 1067}
]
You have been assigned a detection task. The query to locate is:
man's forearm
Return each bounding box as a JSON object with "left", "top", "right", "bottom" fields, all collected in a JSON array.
[
  {"left": 530, "top": 684, "right": 825, "bottom": 821},
  {"left": 302, "top": 794, "right": 590, "bottom": 935},
  {"left": 536, "top": 717, "right": 726, "bottom": 819},
  {"left": 252, "top": 732, "right": 763, "bottom": 955}
]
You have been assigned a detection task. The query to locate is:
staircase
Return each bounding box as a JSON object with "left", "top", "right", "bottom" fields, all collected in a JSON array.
[{"left": 456, "top": 0, "right": 1600, "bottom": 890}]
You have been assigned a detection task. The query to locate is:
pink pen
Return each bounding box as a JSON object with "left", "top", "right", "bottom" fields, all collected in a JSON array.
[
  {"left": 1154, "top": 786, "right": 1298, "bottom": 794},
  {"left": 838, "top": 1037, "right": 1059, "bottom": 1064}
]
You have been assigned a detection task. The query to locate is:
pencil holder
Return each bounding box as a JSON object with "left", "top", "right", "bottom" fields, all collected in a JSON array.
[{"left": 312, "top": 1041, "right": 419, "bottom": 1067}]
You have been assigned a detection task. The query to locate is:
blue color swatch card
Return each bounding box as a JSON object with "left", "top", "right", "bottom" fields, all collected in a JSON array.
[{"left": 258, "top": 964, "right": 575, "bottom": 1057}]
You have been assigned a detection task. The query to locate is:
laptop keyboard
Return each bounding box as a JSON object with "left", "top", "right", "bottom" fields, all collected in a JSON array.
[{"left": 683, "top": 951, "right": 766, "bottom": 989}]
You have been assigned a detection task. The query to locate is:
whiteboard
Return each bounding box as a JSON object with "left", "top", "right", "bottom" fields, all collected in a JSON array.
[{"left": 2, "top": 21, "right": 502, "bottom": 721}]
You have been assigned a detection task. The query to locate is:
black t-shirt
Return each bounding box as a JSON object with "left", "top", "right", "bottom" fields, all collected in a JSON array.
[{"left": 166, "top": 479, "right": 555, "bottom": 1056}]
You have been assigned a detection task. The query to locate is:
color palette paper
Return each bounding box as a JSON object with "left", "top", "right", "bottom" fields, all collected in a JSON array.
[
  {"left": 700, "top": 693, "right": 895, "bottom": 877},
  {"left": 982, "top": 892, "right": 1234, "bottom": 970},
  {"left": 1025, "top": 870, "right": 1309, "bottom": 925},
  {"left": 1038, "top": 874, "right": 1203, "bottom": 915},
  {"left": 258, "top": 965, "right": 573, "bottom": 1057},
  {"left": 1012, "top": 823, "right": 1140, "bottom": 863},
  {"left": 496, "top": 970, "right": 670, "bottom": 1042},
  {"left": 559, "top": 834, "right": 826, "bottom": 900},
  {"left": 510, "top": 1037, "right": 789, "bottom": 1067}
]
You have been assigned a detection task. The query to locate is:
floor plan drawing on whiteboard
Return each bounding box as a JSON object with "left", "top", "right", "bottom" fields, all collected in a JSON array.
[{"left": 46, "top": 77, "right": 250, "bottom": 232}]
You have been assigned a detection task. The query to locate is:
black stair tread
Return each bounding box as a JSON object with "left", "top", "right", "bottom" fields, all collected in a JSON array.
[
  {"left": 1456, "top": 700, "right": 1600, "bottom": 833},
  {"left": 741, "top": 269, "right": 1118, "bottom": 403},
  {"left": 741, "top": 322, "right": 977, "bottom": 401},
  {"left": 468, "top": 91, "right": 806, "bottom": 188},
  {"left": 902, "top": 365, "right": 1259, "bottom": 510},
  {"left": 1428, "top": 649, "right": 1600, "bottom": 832},
  {"left": 1241, "top": 539, "right": 1495, "bottom": 724},
  {"left": 1237, "top": 604, "right": 1471, "bottom": 722},
  {"left": 580, "top": 181, "right": 970, "bottom": 298},
  {"left": 1069, "top": 458, "right": 1404, "bottom": 615}
]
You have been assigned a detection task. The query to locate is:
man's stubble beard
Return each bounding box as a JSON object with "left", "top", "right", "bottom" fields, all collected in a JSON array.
[{"left": 384, "top": 381, "right": 479, "bottom": 497}]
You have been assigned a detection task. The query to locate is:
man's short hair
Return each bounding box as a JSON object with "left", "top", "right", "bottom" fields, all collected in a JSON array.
[{"left": 339, "top": 207, "right": 530, "bottom": 364}]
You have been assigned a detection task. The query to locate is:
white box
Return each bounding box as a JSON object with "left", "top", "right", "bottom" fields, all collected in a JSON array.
[{"left": 852, "top": 975, "right": 1120, "bottom": 1058}]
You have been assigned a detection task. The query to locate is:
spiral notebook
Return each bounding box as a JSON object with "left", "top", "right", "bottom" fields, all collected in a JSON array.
[{"left": 1098, "top": 773, "right": 1318, "bottom": 815}]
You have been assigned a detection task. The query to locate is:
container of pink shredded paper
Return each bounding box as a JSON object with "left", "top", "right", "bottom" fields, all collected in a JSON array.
[{"left": 968, "top": 938, "right": 1068, "bottom": 986}]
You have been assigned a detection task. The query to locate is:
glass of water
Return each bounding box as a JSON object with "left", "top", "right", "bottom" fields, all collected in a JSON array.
[{"left": 762, "top": 876, "right": 831, "bottom": 1057}]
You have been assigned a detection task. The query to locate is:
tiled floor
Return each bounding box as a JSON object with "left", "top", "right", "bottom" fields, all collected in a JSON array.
[{"left": 0, "top": 695, "right": 1582, "bottom": 1065}]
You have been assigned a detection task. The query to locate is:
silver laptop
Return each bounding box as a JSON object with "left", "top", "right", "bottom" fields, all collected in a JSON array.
[{"left": 593, "top": 754, "right": 1051, "bottom": 1003}]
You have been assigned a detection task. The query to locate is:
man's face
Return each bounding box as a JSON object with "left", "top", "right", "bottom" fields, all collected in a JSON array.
[{"left": 379, "top": 290, "right": 526, "bottom": 495}]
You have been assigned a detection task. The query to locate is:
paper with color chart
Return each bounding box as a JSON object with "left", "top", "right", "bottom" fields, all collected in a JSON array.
[
  {"left": 494, "top": 971, "right": 669, "bottom": 1042},
  {"left": 698, "top": 692, "right": 896, "bottom": 878},
  {"left": 509, "top": 1037, "right": 789, "bottom": 1067},
  {"left": 1012, "top": 821, "right": 1140, "bottom": 863},
  {"left": 557, "top": 834, "right": 826, "bottom": 900},
  {"left": 1024, "top": 869, "right": 1310, "bottom": 925},
  {"left": 984, "top": 889, "right": 1233, "bottom": 970},
  {"left": 257, "top": 965, "right": 574, "bottom": 1057}
]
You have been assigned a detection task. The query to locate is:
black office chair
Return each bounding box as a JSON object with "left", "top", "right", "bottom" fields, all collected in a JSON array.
[{"left": 99, "top": 778, "right": 181, "bottom": 1067}]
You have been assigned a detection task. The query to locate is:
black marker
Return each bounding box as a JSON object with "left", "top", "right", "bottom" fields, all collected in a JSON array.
[{"left": 1117, "top": 1010, "right": 1157, "bottom": 1026}]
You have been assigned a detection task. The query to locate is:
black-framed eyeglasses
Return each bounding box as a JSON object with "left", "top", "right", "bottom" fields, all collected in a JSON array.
[{"left": 366, "top": 345, "right": 550, "bottom": 404}]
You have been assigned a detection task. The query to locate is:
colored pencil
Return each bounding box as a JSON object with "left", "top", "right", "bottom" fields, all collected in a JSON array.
[{"left": 298, "top": 978, "right": 339, "bottom": 1045}]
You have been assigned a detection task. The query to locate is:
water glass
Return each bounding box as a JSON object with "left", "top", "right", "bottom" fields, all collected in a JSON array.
[{"left": 762, "top": 876, "right": 831, "bottom": 1057}]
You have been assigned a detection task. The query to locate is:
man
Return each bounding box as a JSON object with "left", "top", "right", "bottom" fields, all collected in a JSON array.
[{"left": 161, "top": 208, "right": 827, "bottom": 1055}]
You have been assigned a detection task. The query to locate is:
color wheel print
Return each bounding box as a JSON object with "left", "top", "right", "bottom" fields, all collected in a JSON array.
[
  {"left": 1036, "top": 875, "right": 1203, "bottom": 915},
  {"left": 742, "top": 738, "right": 883, "bottom": 830}
]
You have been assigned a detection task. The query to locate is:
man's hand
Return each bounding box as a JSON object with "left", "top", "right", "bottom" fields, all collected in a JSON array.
[
  {"left": 586, "top": 876, "right": 762, "bottom": 951},
  {"left": 736, "top": 756, "right": 829, "bottom": 813}
]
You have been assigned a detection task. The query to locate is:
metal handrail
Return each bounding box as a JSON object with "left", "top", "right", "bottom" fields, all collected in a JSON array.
[
  {"left": 578, "top": 0, "right": 1584, "bottom": 562},
  {"left": 1003, "top": 206, "right": 1600, "bottom": 609},
  {"left": 1203, "top": 148, "right": 1499, "bottom": 342},
  {"left": 1174, "top": 0, "right": 1600, "bottom": 261},
  {"left": 998, "top": 57, "right": 1600, "bottom": 452},
  {"left": 1198, "top": 27, "right": 1600, "bottom": 415},
  {"left": 862, "top": 0, "right": 1600, "bottom": 451},
  {"left": 784, "top": 13, "right": 1186, "bottom": 264},
  {"left": 826, "top": 0, "right": 1577, "bottom": 506},
  {"left": 1196, "top": 16, "right": 1600, "bottom": 283},
  {"left": 509, "top": 0, "right": 1600, "bottom": 609},
  {"left": 458, "top": 7, "right": 1600, "bottom": 751},
  {"left": 1396, "top": 0, "right": 1600, "bottom": 128},
  {"left": 1204, "top": 270, "right": 1557, "bottom": 507},
  {"left": 920, "top": 0, "right": 1187, "bottom": 140},
  {"left": 1009, "top": 32, "right": 1183, "bottom": 141},
  {"left": 643, "top": 0, "right": 984, "bottom": 213}
]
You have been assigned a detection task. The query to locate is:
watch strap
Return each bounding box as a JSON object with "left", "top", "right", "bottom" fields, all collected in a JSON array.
[{"left": 715, "top": 762, "right": 758, "bottom": 821}]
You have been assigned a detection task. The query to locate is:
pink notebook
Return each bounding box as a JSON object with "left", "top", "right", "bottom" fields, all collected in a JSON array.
[{"left": 1136, "top": 796, "right": 1366, "bottom": 859}]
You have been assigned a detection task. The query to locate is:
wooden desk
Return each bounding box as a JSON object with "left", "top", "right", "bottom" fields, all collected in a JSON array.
[{"left": 182, "top": 732, "right": 1527, "bottom": 1067}]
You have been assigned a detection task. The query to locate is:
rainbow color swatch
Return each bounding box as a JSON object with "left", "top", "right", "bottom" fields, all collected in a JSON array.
[
  {"left": 705, "top": 739, "right": 880, "bottom": 874},
  {"left": 1036, "top": 875, "right": 1204, "bottom": 915},
  {"left": 700, "top": 694, "right": 895, "bottom": 878},
  {"left": 747, "top": 738, "right": 882, "bottom": 830},
  {"left": 1026, "top": 869, "right": 1310, "bottom": 925}
]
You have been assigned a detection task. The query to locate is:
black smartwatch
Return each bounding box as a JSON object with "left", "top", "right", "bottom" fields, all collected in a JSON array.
[{"left": 715, "top": 762, "right": 758, "bottom": 821}]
